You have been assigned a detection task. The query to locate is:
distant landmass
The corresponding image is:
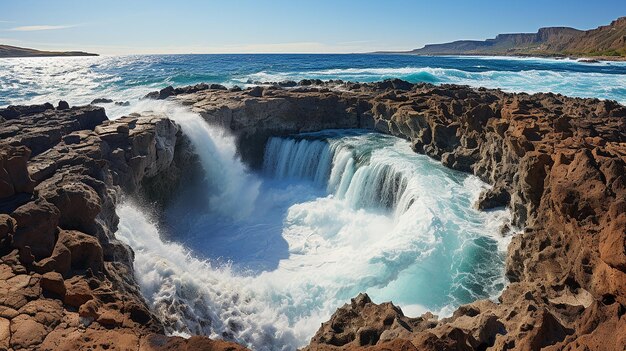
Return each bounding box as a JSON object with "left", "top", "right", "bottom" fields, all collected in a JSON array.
[
  {"left": 0, "top": 44, "right": 98, "bottom": 58},
  {"left": 377, "top": 16, "right": 626, "bottom": 59}
]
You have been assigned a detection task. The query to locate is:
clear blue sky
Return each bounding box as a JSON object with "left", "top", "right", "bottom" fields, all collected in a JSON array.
[{"left": 1, "top": 0, "right": 625, "bottom": 54}]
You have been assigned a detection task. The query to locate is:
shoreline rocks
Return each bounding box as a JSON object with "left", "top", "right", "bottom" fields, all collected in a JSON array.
[
  {"left": 0, "top": 103, "right": 246, "bottom": 350},
  {"left": 150, "top": 79, "right": 626, "bottom": 350}
]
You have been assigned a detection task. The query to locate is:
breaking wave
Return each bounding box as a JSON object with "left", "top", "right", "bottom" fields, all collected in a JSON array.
[
  {"left": 240, "top": 66, "right": 626, "bottom": 103},
  {"left": 1, "top": 54, "right": 625, "bottom": 108}
]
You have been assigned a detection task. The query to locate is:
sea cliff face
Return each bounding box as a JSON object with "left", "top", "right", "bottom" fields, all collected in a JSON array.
[
  {"left": 1, "top": 79, "right": 624, "bottom": 350},
  {"left": 387, "top": 16, "right": 626, "bottom": 58}
]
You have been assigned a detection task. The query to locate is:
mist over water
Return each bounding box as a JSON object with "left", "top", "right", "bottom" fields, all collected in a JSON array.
[{"left": 115, "top": 108, "right": 512, "bottom": 350}]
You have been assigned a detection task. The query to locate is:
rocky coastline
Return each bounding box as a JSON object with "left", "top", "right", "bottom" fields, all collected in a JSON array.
[
  {"left": 160, "top": 80, "right": 626, "bottom": 350},
  {"left": 0, "top": 103, "right": 245, "bottom": 350},
  {"left": 1, "top": 79, "right": 624, "bottom": 350}
]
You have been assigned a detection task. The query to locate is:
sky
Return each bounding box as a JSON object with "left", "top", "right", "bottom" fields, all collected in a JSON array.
[{"left": 1, "top": 0, "right": 625, "bottom": 55}]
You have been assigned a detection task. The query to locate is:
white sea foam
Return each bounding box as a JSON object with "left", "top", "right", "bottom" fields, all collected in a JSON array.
[
  {"left": 240, "top": 66, "right": 626, "bottom": 104},
  {"left": 234, "top": 65, "right": 626, "bottom": 104},
  {"left": 115, "top": 119, "right": 512, "bottom": 350}
]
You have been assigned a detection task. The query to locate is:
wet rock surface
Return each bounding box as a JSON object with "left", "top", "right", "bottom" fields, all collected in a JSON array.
[
  {"left": 0, "top": 103, "right": 244, "bottom": 350},
  {"left": 156, "top": 80, "right": 626, "bottom": 350}
]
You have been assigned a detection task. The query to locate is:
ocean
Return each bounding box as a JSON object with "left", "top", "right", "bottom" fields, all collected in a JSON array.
[{"left": 1, "top": 54, "right": 625, "bottom": 111}]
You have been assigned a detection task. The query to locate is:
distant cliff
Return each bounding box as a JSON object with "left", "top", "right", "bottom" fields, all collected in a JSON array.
[
  {"left": 382, "top": 16, "right": 626, "bottom": 59},
  {"left": 0, "top": 44, "right": 98, "bottom": 58}
]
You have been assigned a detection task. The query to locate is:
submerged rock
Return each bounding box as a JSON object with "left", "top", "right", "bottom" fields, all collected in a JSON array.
[{"left": 91, "top": 98, "right": 113, "bottom": 104}]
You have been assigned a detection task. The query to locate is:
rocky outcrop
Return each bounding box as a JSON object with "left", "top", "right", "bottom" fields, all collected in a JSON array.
[
  {"left": 143, "top": 83, "right": 227, "bottom": 100},
  {"left": 170, "top": 82, "right": 376, "bottom": 168},
  {"left": 0, "top": 103, "right": 245, "bottom": 350},
  {"left": 154, "top": 80, "right": 626, "bottom": 350}
]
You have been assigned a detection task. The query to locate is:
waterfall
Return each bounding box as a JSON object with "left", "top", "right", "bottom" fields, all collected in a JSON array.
[
  {"left": 263, "top": 138, "right": 332, "bottom": 186},
  {"left": 263, "top": 134, "right": 422, "bottom": 216},
  {"left": 115, "top": 122, "right": 513, "bottom": 351},
  {"left": 131, "top": 101, "right": 261, "bottom": 219}
]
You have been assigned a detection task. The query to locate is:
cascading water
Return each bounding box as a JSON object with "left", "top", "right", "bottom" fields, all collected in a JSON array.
[
  {"left": 115, "top": 118, "right": 513, "bottom": 351},
  {"left": 264, "top": 132, "right": 420, "bottom": 214}
]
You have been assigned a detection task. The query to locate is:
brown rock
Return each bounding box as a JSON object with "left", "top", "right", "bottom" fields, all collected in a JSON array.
[
  {"left": 0, "top": 317, "right": 9, "bottom": 350},
  {"left": 18, "top": 299, "right": 64, "bottom": 326},
  {"left": 39, "top": 181, "right": 102, "bottom": 235},
  {"left": 10, "top": 199, "right": 60, "bottom": 259},
  {"left": 0, "top": 145, "right": 35, "bottom": 198},
  {"left": 35, "top": 241, "right": 72, "bottom": 276},
  {"left": 599, "top": 201, "right": 626, "bottom": 271},
  {"left": 0, "top": 214, "right": 15, "bottom": 241},
  {"left": 63, "top": 276, "right": 93, "bottom": 308},
  {"left": 57, "top": 229, "right": 104, "bottom": 274},
  {"left": 40, "top": 271, "right": 66, "bottom": 297},
  {"left": 78, "top": 298, "right": 100, "bottom": 321},
  {"left": 40, "top": 328, "right": 140, "bottom": 351},
  {"left": 306, "top": 293, "right": 432, "bottom": 350},
  {"left": 9, "top": 314, "right": 48, "bottom": 349},
  {"left": 96, "top": 309, "right": 125, "bottom": 327},
  {"left": 524, "top": 310, "right": 573, "bottom": 350},
  {"left": 140, "top": 334, "right": 250, "bottom": 351}
]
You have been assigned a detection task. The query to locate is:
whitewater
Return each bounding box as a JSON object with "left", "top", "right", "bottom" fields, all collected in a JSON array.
[{"left": 111, "top": 102, "right": 512, "bottom": 350}]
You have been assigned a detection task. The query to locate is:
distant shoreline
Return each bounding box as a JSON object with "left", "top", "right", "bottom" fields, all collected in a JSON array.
[
  {"left": 0, "top": 54, "right": 98, "bottom": 58},
  {"left": 375, "top": 16, "right": 626, "bottom": 63},
  {"left": 0, "top": 44, "right": 98, "bottom": 58},
  {"left": 3, "top": 52, "right": 625, "bottom": 63},
  {"left": 370, "top": 52, "right": 626, "bottom": 62}
]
